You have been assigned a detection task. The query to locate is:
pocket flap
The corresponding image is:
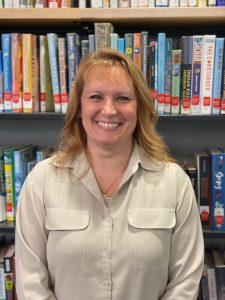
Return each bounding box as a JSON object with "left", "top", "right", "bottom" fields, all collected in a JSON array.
[
  {"left": 46, "top": 208, "right": 89, "bottom": 230},
  {"left": 128, "top": 208, "right": 175, "bottom": 229}
]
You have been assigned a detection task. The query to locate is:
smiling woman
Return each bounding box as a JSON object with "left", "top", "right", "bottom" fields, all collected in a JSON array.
[{"left": 15, "top": 48, "right": 204, "bottom": 300}]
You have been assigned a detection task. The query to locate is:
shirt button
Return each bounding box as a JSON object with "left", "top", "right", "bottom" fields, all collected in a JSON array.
[
  {"left": 105, "top": 216, "right": 111, "bottom": 223},
  {"left": 104, "top": 280, "right": 112, "bottom": 289}
]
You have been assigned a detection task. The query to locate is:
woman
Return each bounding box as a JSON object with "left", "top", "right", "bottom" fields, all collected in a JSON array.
[{"left": 16, "top": 48, "right": 204, "bottom": 299}]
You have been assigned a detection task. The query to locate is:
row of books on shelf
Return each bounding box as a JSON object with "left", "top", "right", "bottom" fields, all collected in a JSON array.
[
  {"left": 199, "top": 249, "right": 225, "bottom": 300},
  {"left": 0, "top": 144, "right": 53, "bottom": 222},
  {"left": 184, "top": 147, "right": 225, "bottom": 232},
  {"left": 1, "top": 0, "right": 225, "bottom": 7},
  {"left": 0, "top": 26, "right": 225, "bottom": 116},
  {"left": 0, "top": 241, "right": 16, "bottom": 300}
]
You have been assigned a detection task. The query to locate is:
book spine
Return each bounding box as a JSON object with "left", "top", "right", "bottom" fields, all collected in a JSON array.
[
  {"left": 133, "top": 32, "right": 142, "bottom": 70},
  {"left": 31, "top": 35, "right": 40, "bottom": 113},
  {"left": 13, "top": 150, "right": 22, "bottom": 211},
  {"left": 48, "top": 0, "right": 61, "bottom": 7},
  {"left": 0, "top": 51, "right": 4, "bottom": 113},
  {"left": 171, "top": 49, "right": 182, "bottom": 115},
  {"left": 211, "top": 152, "right": 225, "bottom": 231},
  {"left": 0, "top": 148, "right": 6, "bottom": 223},
  {"left": 39, "top": 35, "right": 47, "bottom": 112},
  {"left": 94, "top": 23, "right": 112, "bottom": 50},
  {"left": 118, "top": 0, "right": 130, "bottom": 7},
  {"left": 88, "top": 34, "right": 95, "bottom": 53},
  {"left": 141, "top": 31, "right": 148, "bottom": 80},
  {"left": 35, "top": 0, "right": 47, "bottom": 7},
  {"left": 164, "top": 37, "right": 172, "bottom": 114},
  {"left": 3, "top": 149, "right": 15, "bottom": 222},
  {"left": 191, "top": 35, "right": 203, "bottom": 115},
  {"left": 200, "top": 35, "right": 216, "bottom": 115},
  {"left": 67, "top": 32, "right": 76, "bottom": 94},
  {"left": 124, "top": 33, "right": 133, "bottom": 60},
  {"left": 81, "top": 39, "right": 89, "bottom": 58},
  {"left": 4, "top": 249, "right": 14, "bottom": 300},
  {"left": 91, "top": 0, "right": 102, "bottom": 7},
  {"left": 138, "top": 0, "right": 148, "bottom": 6},
  {"left": 118, "top": 38, "right": 125, "bottom": 54},
  {"left": 220, "top": 48, "right": 225, "bottom": 115},
  {"left": 216, "top": 0, "right": 225, "bottom": 4},
  {"left": 47, "top": 33, "right": 62, "bottom": 113},
  {"left": 157, "top": 32, "right": 166, "bottom": 115},
  {"left": 148, "top": 40, "right": 158, "bottom": 109},
  {"left": 11, "top": 33, "right": 23, "bottom": 113},
  {"left": 207, "top": 268, "right": 218, "bottom": 300},
  {"left": 212, "top": 38, "right": 224, "bottom": 115},
  {"left": 181, "top": 36, "right": 190, "bottom": 115},
  {"left": 61, "top": 0, "right": 72, "bottom": 6},
  {"left": 148, "top": 0, "right": 155, "bottom": 6},
  {"left": 2, "top": 34, "right": 12, "bottom": 112},
  {"left": 110, "top": 33, "right": 118, "bottom": 50},
  {"left": 22, "top": 34, "right": 33, "bottom": 113},
  {"left": 79, "top": 0, "right": 86, "bottom": 7},
  {"left": 155, "top": 0, "right": 168, "bottom": 5},
  {"left": 58, "top": 37, "right": 68, "bottom": 114},
  {"left": 197, "top": 153, "right": 211, "bottom": 228},
  {"left": 109, "top": 0, "right": 118, "bottom": 7}
]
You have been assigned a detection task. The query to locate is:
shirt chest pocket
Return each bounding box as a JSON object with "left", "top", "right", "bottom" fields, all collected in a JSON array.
[
  {"left": 46, "top": 208, "right": 89, "bottom": 270},
  {"left": 128, "top": 208, "right": 175, "bottom": 270}
]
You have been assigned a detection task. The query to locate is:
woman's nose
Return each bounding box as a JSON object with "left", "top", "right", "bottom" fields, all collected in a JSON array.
[{"left": 102, "top": 99, "right": 117, "bottom": 115}]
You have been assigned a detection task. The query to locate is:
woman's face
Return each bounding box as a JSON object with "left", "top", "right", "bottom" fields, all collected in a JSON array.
[{"left": 80, "top": 66, "right": 137, "bottom": 151}]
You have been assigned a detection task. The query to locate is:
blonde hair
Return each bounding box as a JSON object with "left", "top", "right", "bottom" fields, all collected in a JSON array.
[{"left": 54, "top": 48, "right": 174, "bottom": 164}]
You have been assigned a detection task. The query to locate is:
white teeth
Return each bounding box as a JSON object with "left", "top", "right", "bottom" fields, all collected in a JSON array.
[{"left": 97, "top": 122, "right": 120, "bottom": 129}]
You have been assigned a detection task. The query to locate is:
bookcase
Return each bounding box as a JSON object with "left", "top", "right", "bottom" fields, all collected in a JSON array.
[{"left": 0, "top": 8, "right": 225, "bottom": 297}]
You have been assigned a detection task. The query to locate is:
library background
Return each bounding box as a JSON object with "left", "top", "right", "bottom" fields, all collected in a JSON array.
[{"left": 0, "top": 0, "right": 225, "bottom": 298}]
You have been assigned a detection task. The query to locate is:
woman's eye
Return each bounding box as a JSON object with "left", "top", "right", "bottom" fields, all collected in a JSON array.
[
  {"left": 117, "top": 96, "right": 130, "bottom": 102},
  {"left": 90, "top": 95, "right": 101, "bottom": 101}
]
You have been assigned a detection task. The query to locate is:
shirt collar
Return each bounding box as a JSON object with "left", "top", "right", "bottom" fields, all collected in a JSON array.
[{"left": 50, "top": 142, "right": 164, "bottom": 176}]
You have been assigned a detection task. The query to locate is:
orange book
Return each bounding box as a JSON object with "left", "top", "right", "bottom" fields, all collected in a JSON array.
[{"left": 133, "top": 33, "right": 142, "bottom": 70}]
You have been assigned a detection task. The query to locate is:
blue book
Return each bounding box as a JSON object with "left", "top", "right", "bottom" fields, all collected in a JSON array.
[
  {"left": 47, "top": 33, "right": 62, "bottom": 113},
  {"left": 118, "top": 38, "right": 125, "bottom": 54},
  {"left": 209, "top": 149, "right": 225, "bottom": 231},
  {"left": 13, "top": 145, "right": 37, "bottom": 209},
  {"left": 212, "top": 38, "right": 224, "bottom": 115},
  {"left": 2, "top": 34, "right": 12, "bottom": 112},
  {"left": 88, "top": 34, "right": 95, "bottom": 53},
  {"left": 67, "top": 33, "right": 81, "bottom": 91},
  {"left": 157, "top": 32, "right": 166, "bottom": 115},
  {"left": 0, "top": 51, "right": 3, "bottom": 113}
]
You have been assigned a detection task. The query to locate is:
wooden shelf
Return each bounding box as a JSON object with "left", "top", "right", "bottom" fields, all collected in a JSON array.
[
  {"left": 1, "top": 113, "right": 225, "bottom": 122},
  {"left": 0, "top": 7, "right": 224, "bottom": 28}
]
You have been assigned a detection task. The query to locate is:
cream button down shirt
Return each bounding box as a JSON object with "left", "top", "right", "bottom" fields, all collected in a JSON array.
[{"left": 15, "top": 144, "right": 204, "bottom": 300}]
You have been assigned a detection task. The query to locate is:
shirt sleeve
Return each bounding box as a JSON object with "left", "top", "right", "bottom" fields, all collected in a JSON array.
[
  {"left": 15, "top": 162, "right": 56, "bottom": 300},
  {"left": 160, "top": 172, "right": 204, "bottom": 300}
]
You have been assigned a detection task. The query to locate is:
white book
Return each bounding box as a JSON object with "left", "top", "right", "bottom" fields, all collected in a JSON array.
[
  {"left": 200, "top": 35, "right": 216, "bottom": 115},
  {"left": 110, "top": 0, "right": 118, "bottom": 7},
  {"left": 188, "top": 0, "right": 197, "bottom": 5},
  {"left": 130, "top": 0, "right": 138, "bottom": 6},
  {"left": 91, "top": 0, "right": 103, "bottom": 7},
  {"left": 148, "top": 0, "right": 155, "bottom": 6},
  {"left": 169, "top": 0, "right": 179, "bottom": 6},
  {"left": 138, "top": 0, "right": 148, "bottom": 6},
  {"left": 4, "top": 0, "right": 13, "bottom": 7},
  {"left": 180, "top": 0, "right": 188, "bottom": 6}
]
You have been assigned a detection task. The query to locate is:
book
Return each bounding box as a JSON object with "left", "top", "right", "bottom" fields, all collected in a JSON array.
[
  {"left": 133, "top": 32, "right": 142, "bottom": 70},
  {"left": 11, "top": 33, "right": 23, "bottom": 113},
  {"left": 200, "top": 35, "right": 216, "bottom": 115},
  {"left": 0, "top": 246, "right": 8, "bottom": 300},
  {"left": 209, "top": 149, "right": 225, "bottom": 231},
  {"left": 0, "top": 146, "right": 6, "bottom": 223},
  {"left": 181, "top": 36, "right": 193, "bottom": 115},
  {"left": 47, "top": 33, "right": 62, "bottom": 113},
  {"left": 157, "top": 32, "right": 166, "bottom": 115},
  {"left": 191, "top": 35, "right": 204, "bottom": 115},
  {"left": 205, "top": 251, "right": 218, "bottom": 300},
  {"left": 148, "top": 39, "right": 158, "bottom": 110},
  {"left": 39, "top": 35, "right": 54, "bottom": 112},
  {"left": 196, "top": 150, "right": 211, "bottom": 228},
  {"left": 4, "top": 146, "right": 23, "bottom": 222},
  {"left": 94, "top": 23, "right": 113, "bottom": 50},
  {"left": 0, "top": 51, "right": 3, "bottom": 113},
  {"left": 212, "top": 38, "right": 224, "bottom": 115},
  {"left": 171, "top": 49, "right": 182, "bottom": 115},
  {"left": 164, "top": 37, "right": 172, "bottom": 114},
  {"left": 110, "top": 33, "right": 119, "bottom": 50},
  {"left": 141, "top": 31, "right": 148, "bottom": 81},
  {"left": 124, "top": 33, "right": 133, "bottom": 60},
  {"left": 22, "top": 34, "right": 33, "bottom": 113},
  {"left": 2, "top": 34, "right": 12, "bottom": 112},
  {"left": 4, "top": 244, "right": 15, "bottom": 300},
  {"left": 13, "top": 145, "right": 37, "bottom": 209},
  {"left": 58, "top": 37, "right": 68, "bottom": 114},
  {"left": 211, "top": 249, "right": 225, "bottom": 300},
  {"left": 67, "top": 32, "right": 77, "bottom": 94},
  {"left": 118, "top": 38, "right": 125, "bottom": 54}
]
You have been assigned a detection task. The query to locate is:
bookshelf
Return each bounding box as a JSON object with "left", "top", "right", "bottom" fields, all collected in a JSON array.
[{"left": 0, "top": 1, "right": 224, "bottom": 262}]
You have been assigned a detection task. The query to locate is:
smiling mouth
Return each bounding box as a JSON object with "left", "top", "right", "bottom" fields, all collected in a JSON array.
[{"left": 96, "top": 121, "right": 121, "bottom": 129}]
